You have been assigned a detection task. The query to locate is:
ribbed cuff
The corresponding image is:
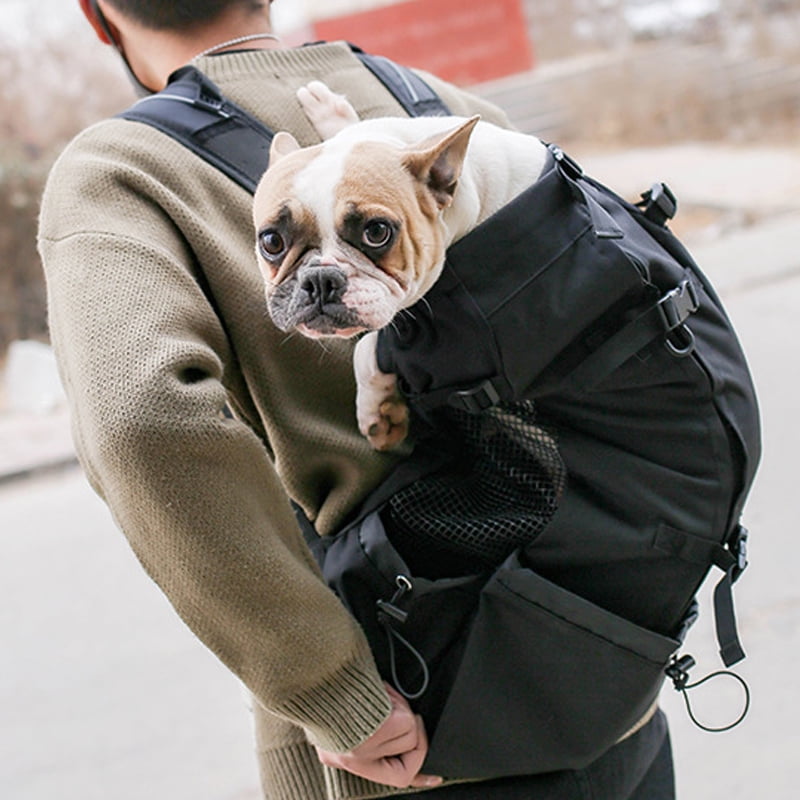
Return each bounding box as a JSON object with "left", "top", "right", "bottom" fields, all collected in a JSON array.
[
  {"left": 275, "top": 646, "right": 392, "bottom": 753},
  {"left": 257, "top": 740, "right": 328, "bottom": 800}
]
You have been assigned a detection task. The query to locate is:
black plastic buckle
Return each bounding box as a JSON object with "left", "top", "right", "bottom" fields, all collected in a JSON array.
[
  {"left": 665, "top": 654, "right": 696, "bottom": 690},
  {"left": 448, "top": 380, "right": 501, "bottom": 414},
  {"left": 657, "top": 279, "right": 699, "bottom": 332},
  {"left": 548, "top": 143, "right": 583, "bottom": 181},
  {"left": 639, "top": 182, "right": 677, "bottom": 225}
]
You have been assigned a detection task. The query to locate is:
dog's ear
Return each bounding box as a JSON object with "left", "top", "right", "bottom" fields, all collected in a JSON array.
[
  {"left": 269, "top": 132, "right": 302, "bottom": 165},
  {"left": 403, "top": 116, "right": 480, "bottom": 209}
]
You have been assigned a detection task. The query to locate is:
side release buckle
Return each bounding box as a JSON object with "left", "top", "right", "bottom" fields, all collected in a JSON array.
[{"left": 638, "top": 182, "right": 678, "bottom": 226}]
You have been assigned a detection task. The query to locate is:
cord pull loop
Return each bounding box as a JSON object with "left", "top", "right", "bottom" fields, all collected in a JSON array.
[
  {"left": 666, "top": 654, "right": 751, "bottom": 733},
  {"left": 376, "top": 576, "right": 430, "bottom": 700}
]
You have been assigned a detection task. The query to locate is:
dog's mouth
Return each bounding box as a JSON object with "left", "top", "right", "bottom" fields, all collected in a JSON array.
[
  {"left": 293, "top": 310, "right": 367, "bottom": 339},
  {"left": 296, "top": 321, "right": 366, "bottom": 339},
  {"left": 268, "top": 264, "right": 371, "bottom": 338},
  {"left": 271, "top": 294, "right": 367, "bottom": 338}
]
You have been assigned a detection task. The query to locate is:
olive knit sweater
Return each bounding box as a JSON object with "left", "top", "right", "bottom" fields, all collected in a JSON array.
[{"left": 37, "top": 42, "right": 511, "bottom": 800}]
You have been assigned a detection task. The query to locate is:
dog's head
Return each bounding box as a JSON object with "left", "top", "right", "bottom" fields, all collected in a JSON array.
[{"left": 253, "top": 117, "right": 478, "bottom": 338}]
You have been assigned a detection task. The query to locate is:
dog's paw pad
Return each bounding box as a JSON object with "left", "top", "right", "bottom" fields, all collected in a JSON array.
[
  {"left": 364, "top": 400, "right": 409, "bottom": 451},
  {"left": 379, "top": 399, "right": 409, "bottom": 426}
]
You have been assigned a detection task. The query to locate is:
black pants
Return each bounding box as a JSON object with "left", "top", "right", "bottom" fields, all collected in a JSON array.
[{"left": 394, "top": 709, "right": 674, "bottom": 800}]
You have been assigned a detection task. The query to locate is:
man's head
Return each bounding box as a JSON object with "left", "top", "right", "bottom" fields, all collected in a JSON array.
[
  {"left": 83, "top": 1, "right": 268, "bottom": 33},
  {"left": 79, "top": 0, "right": 275, "bottom": 93}
]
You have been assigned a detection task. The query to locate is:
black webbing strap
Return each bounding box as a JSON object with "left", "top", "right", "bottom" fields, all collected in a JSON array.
[
  {"left": 559, "top": 275, "right": 700, "bottom": 393},
  {"left": 119, "top": 65, "right": 273, "bottom": 193},
  {"left": 117, "top": 49, "right": 450, "bottom": 194},
  {"left": 654, "top": 524, "right": 748, "bottom": 667},
  {"left": 713, "top": 525, "right": 749, "bottom": 666}
]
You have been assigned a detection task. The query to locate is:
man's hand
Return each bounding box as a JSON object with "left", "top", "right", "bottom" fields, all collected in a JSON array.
[{"left": 314, "top": 684, "right": 443, "bottom": 789}]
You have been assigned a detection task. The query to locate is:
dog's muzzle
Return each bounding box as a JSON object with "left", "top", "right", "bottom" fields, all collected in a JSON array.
[{"left": 268, "top": 264, "right": 364, "bottom": 335}]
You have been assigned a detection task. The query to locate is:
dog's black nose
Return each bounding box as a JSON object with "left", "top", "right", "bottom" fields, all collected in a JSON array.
[{"left": 300, "top": 267, "right": 347, "bottom": 307}]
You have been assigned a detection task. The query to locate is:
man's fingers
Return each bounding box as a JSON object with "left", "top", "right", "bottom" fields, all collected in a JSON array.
[
  {"left": 354, "top": 685, "right": 419, "bottom": 756},
  {"left": 411, "top": 773, "right": 445, "bottom": 789},
  {"left": 314, "top": 687, "right": 442, "bottom": 789},
  {"left": 314, "top": 715, "right": 442, "bottom": 789}
]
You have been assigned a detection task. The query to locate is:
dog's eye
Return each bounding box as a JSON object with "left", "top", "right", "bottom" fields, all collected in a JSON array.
[
  {"left": 362, "top": 220, "right": 394, "bottom": 249},
  {"left": 258, "top": 229, "right": 287, "bottom": 259}
]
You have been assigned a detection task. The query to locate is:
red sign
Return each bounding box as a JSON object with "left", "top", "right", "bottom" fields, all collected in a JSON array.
[{"left": 313, "top": 0, "right": 534, "bottom": 85}]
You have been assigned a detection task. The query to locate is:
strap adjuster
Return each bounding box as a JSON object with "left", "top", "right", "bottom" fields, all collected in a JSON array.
[
  {"left": 448, "top": 379, "right": 501, "bottom": 414},
  {"left": 657, "top": 279, "right": 699, "bottom": 332}
]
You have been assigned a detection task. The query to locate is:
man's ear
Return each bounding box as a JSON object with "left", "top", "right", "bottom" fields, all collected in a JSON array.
[
  {"left": 79, "top": 0, "right": 116, "bottom": 45},
  {"left": 403, "top": 116, "right": 480, "bottom": 209},
  {"left": 269, "top": 132, "right": 302, "bottom": 165}
]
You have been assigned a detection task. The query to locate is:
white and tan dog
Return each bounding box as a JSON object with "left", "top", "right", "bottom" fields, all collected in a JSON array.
[{"left": 253, "top": 83, "right": 547, "bottom": 450}]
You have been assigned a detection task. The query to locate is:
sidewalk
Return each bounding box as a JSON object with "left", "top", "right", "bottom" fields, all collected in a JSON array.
[
  {"left": 2, "top": 143, "right": 797, "bottom": 484},
  {"left": 0, "top": 407, "right": 75, "bottom": 484}
]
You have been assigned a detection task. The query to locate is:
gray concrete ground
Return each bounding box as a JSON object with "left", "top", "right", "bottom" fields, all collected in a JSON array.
[{"left": 1, "top": 142, "right": 799, "bottom": 798}]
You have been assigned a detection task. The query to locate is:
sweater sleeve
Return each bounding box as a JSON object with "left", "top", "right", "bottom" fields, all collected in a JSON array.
[{"left": 37, "top": 125, "right": 391, "bottom": 753}]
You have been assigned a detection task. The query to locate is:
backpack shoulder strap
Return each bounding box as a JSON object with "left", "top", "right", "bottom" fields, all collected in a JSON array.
[
  {"left": 352, "top": 49, "right": 451, "bottom": 117},
  {"left": 116, "top": 48, "right": 450, "bottom": 194},
  {"left": 117, "top": 65, "right": 273, "bottom": 194}
]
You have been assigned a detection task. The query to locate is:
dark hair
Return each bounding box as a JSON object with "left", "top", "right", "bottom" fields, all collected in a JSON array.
[{"left": 103, "top": 1, "right": 266, "bottom": 31}]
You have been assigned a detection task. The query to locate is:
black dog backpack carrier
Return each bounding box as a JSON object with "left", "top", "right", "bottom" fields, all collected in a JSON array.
[{"left": 120, "top": 52, "right": 761, "bottom": 780}]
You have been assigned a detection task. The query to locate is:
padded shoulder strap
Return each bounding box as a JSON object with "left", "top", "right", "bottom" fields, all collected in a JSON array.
[
  {"left": 118, "top": 65, "right": 273, "bottom": 193},
  {"left": 117, "top": 48, "right": 450, "bottom": 194},
  {"left": 353, "top": 50, "right": 451, "bottom": 117}
]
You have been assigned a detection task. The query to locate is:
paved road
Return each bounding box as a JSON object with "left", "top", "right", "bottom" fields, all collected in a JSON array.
[{"left": 0, "top": 471, "right": 261, "bottom": 800}]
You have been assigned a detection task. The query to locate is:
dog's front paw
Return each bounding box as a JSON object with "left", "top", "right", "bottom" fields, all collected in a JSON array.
[
  {"left": 354, "top": 332, "right": 409, "bottom": 450},
  {"left": 361, "top": 394, "right": 410, "bottom": 452},
  {"left": 297, "top": 81, "right": 360, "bottom": 141}
]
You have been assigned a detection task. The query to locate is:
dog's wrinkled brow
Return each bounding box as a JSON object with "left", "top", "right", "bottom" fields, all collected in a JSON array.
[
  {"left": 262, "top": 203, "right": 317, "bottom": 241},
  {"left": 271, "top": 204, "right": 293, "bottom": 230}
]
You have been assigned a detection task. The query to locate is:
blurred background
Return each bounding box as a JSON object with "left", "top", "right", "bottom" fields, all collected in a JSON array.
[
  {"left": 1, "top": 2, "right": 798, "bottom": 799},
  {"left": 1, "top": 0, "right": 798, "bottom": 375}
]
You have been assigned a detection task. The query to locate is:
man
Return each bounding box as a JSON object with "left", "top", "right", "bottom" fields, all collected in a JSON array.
[{"left": 38, "top": 2, "right": 674, "bottom": 798}]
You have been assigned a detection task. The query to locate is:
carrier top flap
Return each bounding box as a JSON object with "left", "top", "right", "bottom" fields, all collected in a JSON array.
[{"left": 376, "top": 149, "right": 684, "bottom": 408}]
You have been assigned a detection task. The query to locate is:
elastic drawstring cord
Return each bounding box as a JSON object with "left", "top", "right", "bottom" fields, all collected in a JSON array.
[
  {"left": 376, "top": 575, "right": 431, "bottom": 701},
  {"left": 667, "top": 655, "right": 751, "bottom": 733},
  {"left": 385, "top": 625, "right": 430, "bottom": 700}
]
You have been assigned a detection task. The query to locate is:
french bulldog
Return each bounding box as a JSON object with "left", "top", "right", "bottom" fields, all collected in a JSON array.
[{"left": 253, "top": 82, "right": 547, "bottom": 450}]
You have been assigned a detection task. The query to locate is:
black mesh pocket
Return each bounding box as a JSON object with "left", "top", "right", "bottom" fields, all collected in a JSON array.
[{"left": 384, "top": 400, "right": 566, "bottom": 577}]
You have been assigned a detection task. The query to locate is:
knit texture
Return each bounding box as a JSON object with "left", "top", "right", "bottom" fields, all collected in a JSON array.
[{"left": 38, "top": 42, "right": 512, "bottom": 800}]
